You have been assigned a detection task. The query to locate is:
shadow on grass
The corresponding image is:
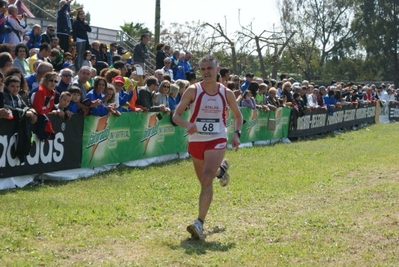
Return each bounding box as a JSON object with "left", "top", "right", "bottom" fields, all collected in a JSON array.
[
  {"left": 179, "top": 239, "right": 236, "bottom": 255},
  {"left": 167, "top": 226, "right": 235, "bottom": 255}
]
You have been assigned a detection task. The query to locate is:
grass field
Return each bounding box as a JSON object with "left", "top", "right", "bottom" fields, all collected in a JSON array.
[{"left": 1, "top": 123, "right": 398, "bottom": 266}]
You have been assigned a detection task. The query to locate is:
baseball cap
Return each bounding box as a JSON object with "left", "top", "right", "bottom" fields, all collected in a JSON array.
[
  {"left": 62, "top": 61, "right": 74, "bottom": 68},
  {"left": 245, "top": 73, "right": 254, "bottom": 78},
  {"left": 113, "top": 75, "right": 125, "bottom": 85}
]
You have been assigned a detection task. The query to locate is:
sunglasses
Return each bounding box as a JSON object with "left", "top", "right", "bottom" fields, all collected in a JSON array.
[
  {"left": 48, "top": 79, "right": 58, "bottom": 83},
  {"left": 163, "top": 86, "right": 170, "bottom": 88},
  {"left": 48, "top": 29, "right": 54, "bottom": 32},
  {"left": 62, "top": 74, "right": 72, "bottom": 77}
]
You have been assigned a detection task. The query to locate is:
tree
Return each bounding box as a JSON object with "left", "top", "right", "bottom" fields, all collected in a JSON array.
[
  {"left": 352, "top": 0, "right": 399, "bottom": 84},
  {"left": 202, "top": 21, "right": 241, "bottom": 75},
  {"left": 279, "top": 0, "right": 355, "bottom": 80}
]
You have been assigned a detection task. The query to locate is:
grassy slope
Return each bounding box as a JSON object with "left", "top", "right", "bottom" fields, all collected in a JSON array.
[{"left": 1, "top": 123, "right": 398, "bottom": 266}]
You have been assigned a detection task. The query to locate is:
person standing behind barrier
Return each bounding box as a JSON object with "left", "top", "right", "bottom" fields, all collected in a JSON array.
[
  {"left": 133, "top": 34, "right": 149, "bottom": 69},
  {"left": 57, "top": 0, "right": 74, "bottom": 53},
  {"left": 173, "top": 51, "right": 186, "bottom": 80},
  {"left": 0, "top": 0, "right": 10, "bottom": 44},
  {"left": 6, "top": 5, "right": 27, "bottom": 45},
  {"left": 155, "top": 43, "right": 166, "bottom": 70},
  {"left": 172, "top": 54, "right": 243, "bottom": 240},
  {"left": 72, "top": 10, "right": 91, "bottom": 71}
]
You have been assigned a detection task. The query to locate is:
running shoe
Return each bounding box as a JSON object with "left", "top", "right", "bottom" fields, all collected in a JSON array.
[
  {"left": 218, "top": 159, "right": 230, "bottom": 187},
  {"left": 187, "top": 219, "right": 204, "bottom": 240}
]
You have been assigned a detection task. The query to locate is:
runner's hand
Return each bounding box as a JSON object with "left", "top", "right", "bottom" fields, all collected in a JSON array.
[
  {"left": 231, "top": 134, "right": 240, "bottom": 152},
  {"left": 185, "top": 122, "right": 197, "bottom": 135}
]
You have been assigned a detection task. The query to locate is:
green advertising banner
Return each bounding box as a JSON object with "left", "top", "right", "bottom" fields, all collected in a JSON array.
[
  {"left": 81, "top": 108, "right": 290, "bottom": 168},
  {"left": 81, "top": 112, "right": 188, "bottom": 168},
  {"left": 226, "top": 107, "right": 291, "bottom": 143}
]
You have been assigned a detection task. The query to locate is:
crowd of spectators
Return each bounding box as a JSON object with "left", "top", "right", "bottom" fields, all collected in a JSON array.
[{"left": 1, "top": 0, "right": 399, "bottom": 162}]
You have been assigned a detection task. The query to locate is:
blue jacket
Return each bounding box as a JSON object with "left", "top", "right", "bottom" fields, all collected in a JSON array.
[
  {"left": 173, "top": 60, "right": 186, "bottom": 80},
  {"left": 0, "top": 13, "right": 9, "bottom": 43},
  {"left": 24, "top": 30, "right": 42, "bottom": 49},
  {"left": 118, "top": 90, "right": 133, "bottom": 112},
  {"left": 56, "top": 3, "right": 71, "bottom": 35},
  {"left": 183, "top": 60, "right": 193, "bottom": 73},
  {"left": 86, "top": 90, "right": 109, "bottom": 116}
]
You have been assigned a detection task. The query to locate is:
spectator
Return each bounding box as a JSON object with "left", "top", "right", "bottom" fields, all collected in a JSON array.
[
  {"left": 49, "top": 48, "right": 63, "bottom": 71},
  {"left": 28, "top": 42, "right": 51, "bottom": 73},
  {"left": 281, "top": 81, "right": 295, "bottom": 104},
  {"left": 155, "top": 42, "right": 166, "bottom": 69},
  {"left": 56, "top": 68, "right": 73, "bottom": 95},
  {"left": 154, "top": 69, "right": 164, "bottom": 84},
  {"left": 133, "top": 33, "right": 149, "bottom": 68},
  {"left": 41, "top": 25, "right": 56, "bottom": 44},
  {"left": 170, "top": 50, "right": 179, "bottom": 72},
  {"left": 265, "top": 87, "right": 282, "bottom": 111},
  {"left": 6, "top": 5, "right": 27, "bottom": 45},
  {"left": 168, "top": 83, "right": 179, "bottom": 111},
  {"left": 324, "top": 89, "right": 340, "bottom": 115},
  {"left": 153, "top": 80, "right": 170, "bottom": 109},
  {"left": 66, "top": 86, "right": 81, "bottom": 113},
  {"left": 5, "top": 67, "right": 29, "bottom": 106},
  {"left": 98, "top": 43, "right": 109, "bottom": 65},
  {"left": 231, "top": 75, "right": 240, "bottom": 90},
  {"left": 0, "top": 52, "right": 13, "bottom": 75},
  {"left": 0, "top": 0, "right": 10, "bottom": 44},
  {"left": 24, "top": 24, "right": 42, "bottom": 50},
  {"left": 186, "top": 71, "right": 196, "bottom": 85},
  {"left": 2, "top": 75, "right": 37, "bottom": 162},
  {"left": 13, "top": 43, "right": 30, "bottom": 75},
  {"left": 106, "top": 42, "right": 118, "bottom": 66},
  {"left": 104, "top": 68, "right": 121, "bottom": 84},
  {"left": 57, "top": 0, "right": 76, "bottom": 53},
  {"left": 241, "top": 73, "right": 254, "bottom": 92},
  {"left": 241, "top": 90, "right": 257, "bottom": 109},
  {"left": 86, "top": 76, "right": 119, "bottom": 116},
  {"left": 3, "top": 75, "right": 32, "bottom": 115},
  {"left": 173, "top": 51, "right": 186, "bottom": 80},
  {"left": 26, "top": 62, "right": 53, "bottom": 95},
  {"left": 174, "top": 79, "right": 189, "bottom": 104},
  {"left": 220, "top": 68, "right": 230, "bottom": 86},
  {"left": 53, "top": 91, "right": 72, "bottom": 120},
  {"left": 50, "top": 37, "right": 63, "bottom": 52},
  {"left": 162, "top": 57, "right": 173, "bottom": 80},
  {"left": 136, "top": 76, "right": 167, "bottom": 112},
  {"left": 81, "top": 50, "right": 92, "bottom": 67},
  {"left": 112, "top": 75, "right": 133, "bottom": 112},
  {"left": 318, "top": 86, "right": 327, "bottom": 106},
  {"left": 72, "top": 10, "right": 91, "bottom": 71},
  {"left": 183, "top": 51, "right": 193, "bottom": 73},
  {"left": 103, "top": 83, "right": 116, "bottom": 107},
  {"left": 90, "top": 40, "right": 100, "bottom": 63},
  {"left": 88, "top": 67, "right": 96, "bottom": 88},
  {"left": 72, "top": 66, "right": 97, "bottom": 111},
  {"left": 31, "top": 71, "right": 58, "bottom": 115}
]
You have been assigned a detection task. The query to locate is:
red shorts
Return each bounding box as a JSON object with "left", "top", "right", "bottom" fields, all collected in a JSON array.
[{"left": 188, "top": 138, "right": 227, "bottom": 160}]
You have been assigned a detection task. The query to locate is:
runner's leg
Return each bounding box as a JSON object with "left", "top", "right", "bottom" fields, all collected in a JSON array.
[{"left": 197, "top": 149, "right": 226, "bottom": 221}]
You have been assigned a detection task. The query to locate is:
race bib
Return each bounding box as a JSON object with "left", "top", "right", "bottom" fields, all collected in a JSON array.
[{"left": 196, "top": 118, "right": 220, "bottom": 135}]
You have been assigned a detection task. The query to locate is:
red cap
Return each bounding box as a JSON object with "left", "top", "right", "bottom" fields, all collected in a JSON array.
[{"left": 113, "top": 76, "right": 125, "bottom": 85}]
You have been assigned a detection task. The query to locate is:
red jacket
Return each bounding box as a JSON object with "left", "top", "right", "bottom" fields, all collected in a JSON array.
[{"left": 32, "top": 84, "right": 56, "bottom": 115}]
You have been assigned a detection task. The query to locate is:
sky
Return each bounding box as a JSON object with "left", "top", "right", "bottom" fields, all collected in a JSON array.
[{"left": 82, "top": 0, "right": 281, "bottom": 35}]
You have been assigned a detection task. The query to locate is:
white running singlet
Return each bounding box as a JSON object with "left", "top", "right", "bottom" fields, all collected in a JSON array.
[{"left": 188, "top": 82, "right": 228, "bottom": 142}]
